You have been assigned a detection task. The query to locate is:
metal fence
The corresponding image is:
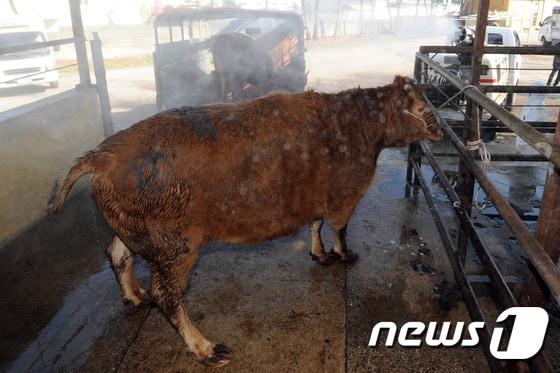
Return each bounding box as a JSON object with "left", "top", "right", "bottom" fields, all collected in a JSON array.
[
  {"left": 407, "top": 44, "right": 560, "bottom": 372},
  {"left": 0, "top": 0, "right": 112, "bottom": 136}
]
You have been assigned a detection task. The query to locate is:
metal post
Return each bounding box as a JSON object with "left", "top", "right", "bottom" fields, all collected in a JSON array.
[
  {"left": 405, "top": 56, "right": 423, "bottom": 197},
  {"left": 91, "top": 32, "right": 113, "bottom": 137},
  {"left": 68, "top": 0, "right": 91, "bottom": 87},
  {"left": 521, "top": 113, "right": 560, "bottom": 307},
  {"left": 456, "top": 0, "right": 490, "bottom": 264}
]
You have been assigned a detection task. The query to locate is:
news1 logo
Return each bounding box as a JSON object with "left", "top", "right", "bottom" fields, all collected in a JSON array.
[{"left": 368, "top": 307, "right": 549, "bottom": 359}]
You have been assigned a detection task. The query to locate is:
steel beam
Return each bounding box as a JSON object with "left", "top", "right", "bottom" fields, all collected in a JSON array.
[{"left": 419, "top": 45, "right": 560, "bottom": 55}]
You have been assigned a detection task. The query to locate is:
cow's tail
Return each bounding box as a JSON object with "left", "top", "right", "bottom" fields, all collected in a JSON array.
[{"left": 45, "top": 151, "right": 97, "bottom": 216}]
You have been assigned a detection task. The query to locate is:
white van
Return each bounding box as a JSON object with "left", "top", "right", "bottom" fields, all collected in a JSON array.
[
  {"left": 538, "top": 6, "right": 560, "bottom": 46},
  {"left": 0, "top": 26, "right": 59, "bottom": 89}
]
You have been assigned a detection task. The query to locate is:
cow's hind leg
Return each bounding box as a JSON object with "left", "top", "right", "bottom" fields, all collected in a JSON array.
[
  {"left": 106, "top": 236, "right": 148, "bottom": 306},
  {"left": 331, "top": 223, "right": 359, "bottom": 264},
  {"left": 327, "top": 198, "right": 361, "bottom": 264},
  {"left": 309, "top": 219, "right": 338, "bottom": 266},
  {"left": 150, "top": 246, "right": 232, "bottom": 367}
]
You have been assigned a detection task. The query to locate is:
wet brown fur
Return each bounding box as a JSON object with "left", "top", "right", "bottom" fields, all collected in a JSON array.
[{"left": 46, "top": 75, "right": 442, "bottom": 366}]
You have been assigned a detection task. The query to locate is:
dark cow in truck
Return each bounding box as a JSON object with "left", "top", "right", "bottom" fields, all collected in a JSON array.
[{"left": 46, "top": 76, "right": 442, "bottom": 367}]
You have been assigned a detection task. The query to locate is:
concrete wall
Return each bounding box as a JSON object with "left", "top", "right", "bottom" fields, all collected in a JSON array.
[{"left": 0, "top": 87, "right": 105, "bottom": 245}]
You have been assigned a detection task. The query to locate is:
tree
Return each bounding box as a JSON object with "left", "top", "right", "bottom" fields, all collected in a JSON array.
[
  {"left": 359, "top": 0, "right": 364, "bottom": 34},
  {"left": 9, "top": 0, "right": 19, "bottom": 14},
  {"left": 333, "top": 0, "right": 342, "bottom": 38},
  {"left": 301, "top": 0, "right": 312, "bottom": 39},
  {"left": 312, "top": 0, "right": 320, "bottom": 40}
]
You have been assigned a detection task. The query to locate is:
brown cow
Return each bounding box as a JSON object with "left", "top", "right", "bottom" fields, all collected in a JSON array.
[{"left": 46, "top": 76, "right": 442, "bottom": 367}]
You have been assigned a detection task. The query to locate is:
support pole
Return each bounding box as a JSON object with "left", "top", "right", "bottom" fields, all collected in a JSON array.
[
  {"left": 69, "top": 0, "right": 91, "bottom": 87},
  {"left": 91, "top": 32, "right": 114, "bottom": 137},
  {"left": 456, "top": 0, "right": 490, "bottom": 265},
  {"left": 405, "top": 56, "right": 423, "bottom": 197},
  {"left": 521, "top": 113, "right": 560, "bottom": 307}
]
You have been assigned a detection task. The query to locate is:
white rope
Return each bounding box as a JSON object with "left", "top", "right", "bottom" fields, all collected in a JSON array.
[
  {"left": 434, "top": 83, "right": 492, "bottom": 170},
  {"left": 436, "top": 84, "right": 477, "bottom": 110},
  {"left": 466, "top": 138, "right": 492, "bottom": 171},
  {"left": 473, "top": 184, "right": 490, "bottom": 210}
]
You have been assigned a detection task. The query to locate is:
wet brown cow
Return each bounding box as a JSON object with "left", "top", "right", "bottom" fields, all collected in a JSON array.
[{"left": 46, "top": 76, "right": 442, "bottom": 367}]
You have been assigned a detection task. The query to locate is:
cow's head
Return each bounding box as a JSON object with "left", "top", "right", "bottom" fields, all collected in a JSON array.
[{"left": 379, "top": 75, "right": 444, "bottom": 147}]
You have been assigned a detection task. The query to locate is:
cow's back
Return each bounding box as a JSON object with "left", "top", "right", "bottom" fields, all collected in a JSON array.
[{"left": 90, "top": 91, "right": 376, "bottom": 245}]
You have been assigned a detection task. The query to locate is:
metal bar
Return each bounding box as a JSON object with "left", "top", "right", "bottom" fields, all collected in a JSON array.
[
  {"left": 69, "top": 0, "right": 91, "bottom": 86},
  {"left": 90, "top": 32, "right": 113, "bottom": 137},
  {"left": 406, "top": 56, "right": 424, "bottom": 198},
  {"left": 0, "top": 37, "right": 76, "bottom": 55},
  {"left": 420, "top": 45, "right": 560, "bottom": 55},
  {"left": 445, "top": 120, "right": 557, "bottom": 129},
  {"left": 0, "top": 63, "right": 77, "bottom": 85},
  {"left": 457, "top": 0, "right": 489, "bottom": 265},
  {"left": 421, "top": 83, "right": 560, "bottom": 94},
  {"left": 418, "top": 52, "right": 560, "bottom": 168},
  {"left": 482, "top": 85, "right": 560, "bottom": 94},
  {"left": 424, "top": 96, "right": 560, "bottom": 305},
  {"left": 431, "top": 152, "right": 547, "bottom": 162},
  {"left": 409, "top": 158, "right": 506, "bottom": 373}
]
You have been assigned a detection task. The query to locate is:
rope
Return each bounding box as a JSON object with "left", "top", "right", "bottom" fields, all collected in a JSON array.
[
  {"left": 473, "top": 184, "right": 490, "bottom": 210},
  {"left": 466, "top": 138, "right": 492, "bottom": 171},
  {"left": 427, "top": 81, "right": 492, "bottom": 170},
  {"left": 436, "top": 84, "right": 477, "bottom": 110}
]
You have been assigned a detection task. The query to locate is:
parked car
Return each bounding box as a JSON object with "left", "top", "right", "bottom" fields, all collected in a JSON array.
[
  {"left": 428, "top": 26, "right": 521, "bottom": 140},
  {"left": 153, "top": 8, "right": 306, "bottom": 110},
  {"left": 431, "top": 26, "right": 521, "bottom": 107},
  {"left": 0, "top": 26, "right": 59, "bottom": 89},
  {"left": 538, "top": 6, "right": 560, "bottom": 46}
]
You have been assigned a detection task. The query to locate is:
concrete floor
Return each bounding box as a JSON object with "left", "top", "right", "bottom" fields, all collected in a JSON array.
[{"left": 0, "top": 148, "right": 493, "bottom": 372}]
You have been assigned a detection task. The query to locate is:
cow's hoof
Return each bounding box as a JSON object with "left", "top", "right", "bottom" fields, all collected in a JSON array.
[
  {"left": 200, "top": 344, "right": 233, "bottom": 368},
  {"left": 329, "top": 249, "right": 359, "bottom": 264},
  {"left": 309, "top": 251, "right": 339, "bottom": 266},
  {"left": 123, "top": 292, "right": 153, "bottom": 308}
]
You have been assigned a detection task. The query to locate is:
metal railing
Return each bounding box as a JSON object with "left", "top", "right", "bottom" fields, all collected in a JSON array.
[
  {"left": 0, "top": 0, "right": 112, "bottom": 136},
  {"left": 407, "top": 46, "right": 560, "bottom": 373}
]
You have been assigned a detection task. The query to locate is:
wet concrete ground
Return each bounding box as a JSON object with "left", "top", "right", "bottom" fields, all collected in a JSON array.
[{"left": 1, "top": 148, "right": 493, "bottom": 372}]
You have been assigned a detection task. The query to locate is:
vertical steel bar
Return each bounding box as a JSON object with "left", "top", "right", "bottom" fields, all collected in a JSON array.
[
  {"left": 90, "top": 32, "right": 113, "bottom": 137},
  {"left": 68, "top": 0, "right": 91, "bottom": 87},
  {"left": 456, "top": 0, "right": 490, "bottom": 265},
  {"left": 406, "top": 56, "right": 423, "bottom": 197}
]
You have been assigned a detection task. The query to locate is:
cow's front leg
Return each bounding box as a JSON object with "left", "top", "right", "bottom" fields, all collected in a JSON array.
[
  {"left": 150, "top": 252, "right": 232, "bottom": 368},
  {"left": 309, "top": 219, "right": 338, "bottom": 265},
  {"left": 106, "top": 236, "right": 148, "bottom": 306},
  {"left": 332, "top": 223, "right": 359, "bottom": 264}
]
